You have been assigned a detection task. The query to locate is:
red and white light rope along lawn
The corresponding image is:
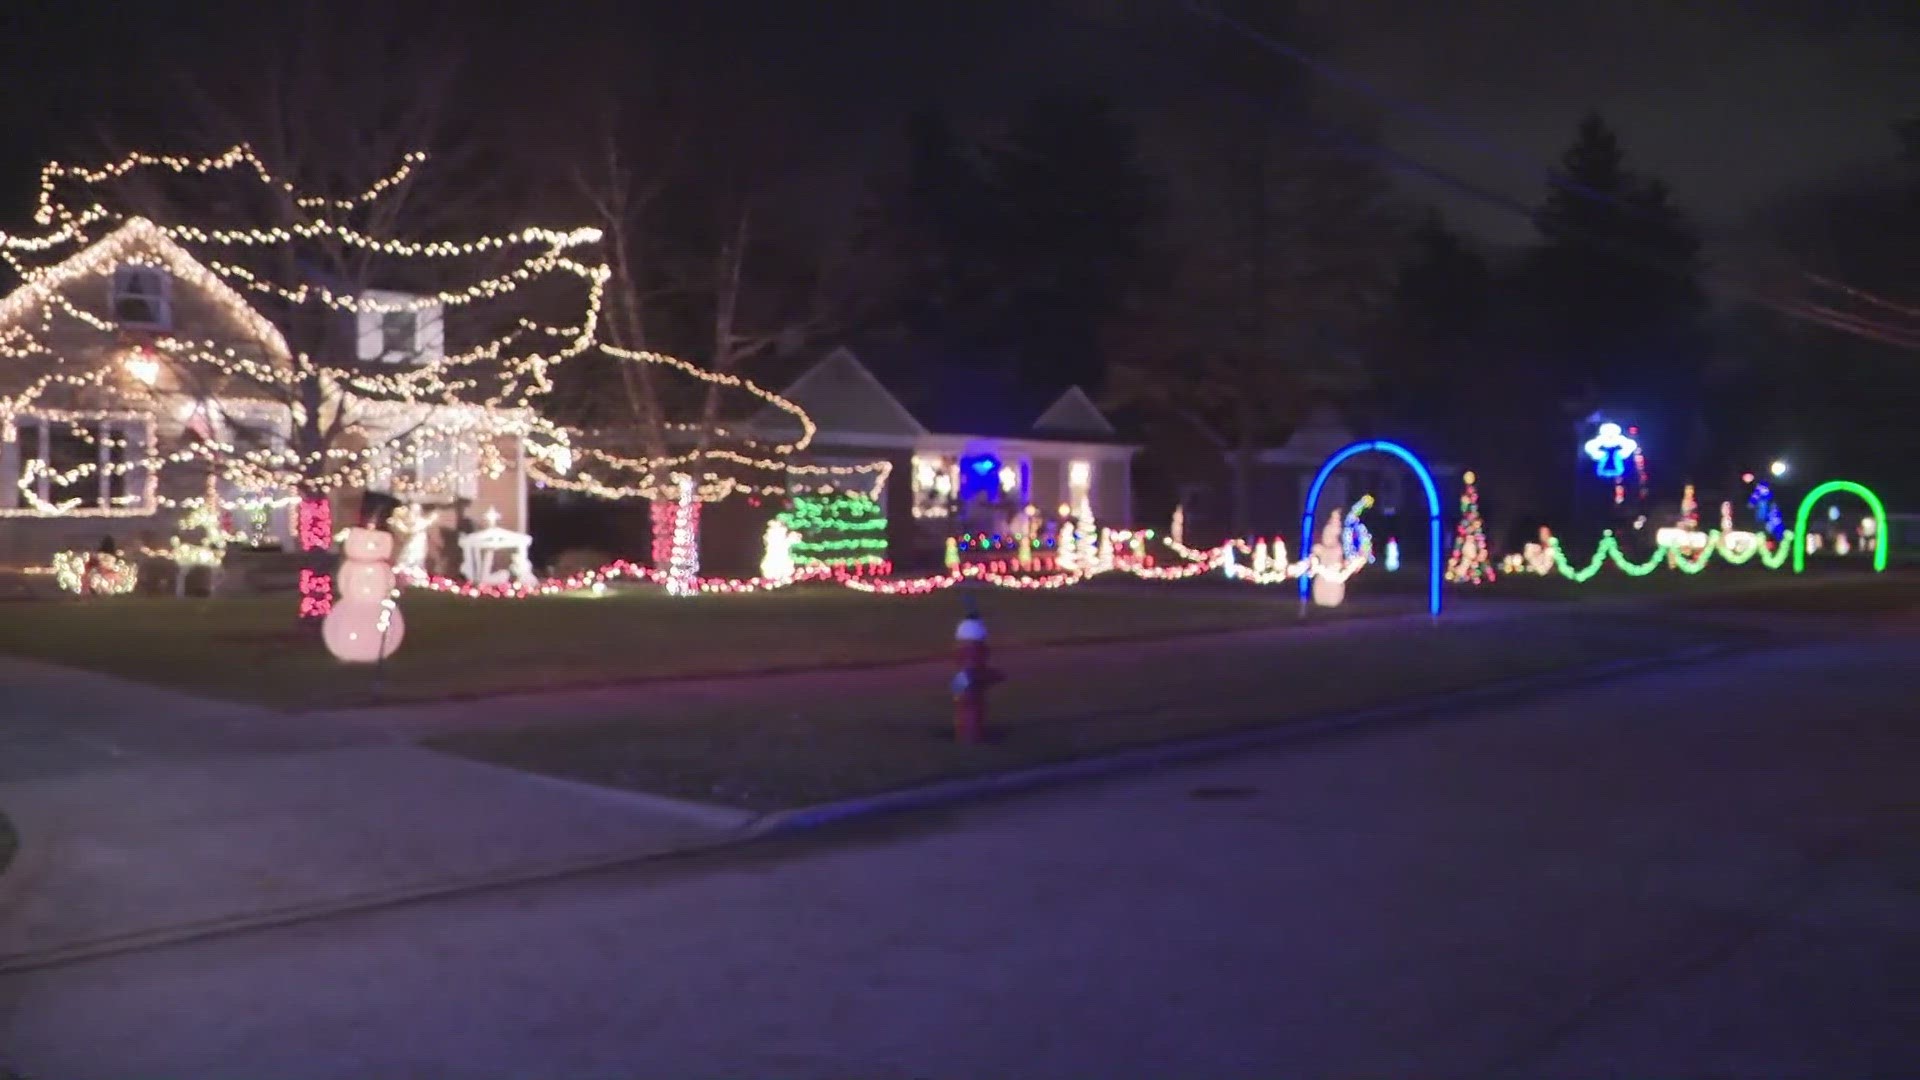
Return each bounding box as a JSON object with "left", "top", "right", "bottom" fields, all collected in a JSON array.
[{"left": 395, "top": 531, "right": 1371, "bottom": 600}]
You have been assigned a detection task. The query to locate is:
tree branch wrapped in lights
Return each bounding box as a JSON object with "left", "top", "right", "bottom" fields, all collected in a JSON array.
[{"left": 0, "top": 145, "right": 607, "bottom": 619}]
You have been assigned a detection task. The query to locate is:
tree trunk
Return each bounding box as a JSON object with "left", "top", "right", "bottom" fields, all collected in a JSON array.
[{"left": 1230, "top": 397, "right": 1257, "bottom": 538}]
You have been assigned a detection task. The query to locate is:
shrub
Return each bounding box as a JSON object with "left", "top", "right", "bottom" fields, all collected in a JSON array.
[{"left": 551, "top": 547, "right": 616, "bottom": 577}]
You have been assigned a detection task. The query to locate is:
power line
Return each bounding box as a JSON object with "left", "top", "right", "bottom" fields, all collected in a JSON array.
[
  {"left": 1805, "top": 273, "right": 1920, "bottom": 320},
  {"left": 1168, "top": 0, "right": 1920, "bottom": 351}
]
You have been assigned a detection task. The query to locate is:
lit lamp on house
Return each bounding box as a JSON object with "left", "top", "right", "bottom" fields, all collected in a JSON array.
[{"left": 122, "top": 348, "right": 161, "bottom": 386}]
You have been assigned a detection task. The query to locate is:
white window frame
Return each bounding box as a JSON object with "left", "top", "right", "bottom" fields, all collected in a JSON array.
[
  {"left": 5, "top": 414, "right": 154, "bottom": 513},
  {"left": 357, "top": 291, "right": 445, "bottom": 366},
  {"left": 110, "top": 264, "right": 173, "bottom": 329}
]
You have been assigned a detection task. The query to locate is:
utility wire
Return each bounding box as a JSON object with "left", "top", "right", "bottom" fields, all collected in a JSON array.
[{"left": 1169, "top": 0, "right": 1920, "bottom": 351}]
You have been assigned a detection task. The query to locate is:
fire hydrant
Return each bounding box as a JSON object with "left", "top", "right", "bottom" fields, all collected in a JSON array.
[{"left": 952, "top": 598, "right": 1003, "bottom": 744}]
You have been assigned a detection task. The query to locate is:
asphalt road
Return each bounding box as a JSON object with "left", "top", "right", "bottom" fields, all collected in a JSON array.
[{"left": 3, "top": 630, "right": 1917, "bottom": 1078}]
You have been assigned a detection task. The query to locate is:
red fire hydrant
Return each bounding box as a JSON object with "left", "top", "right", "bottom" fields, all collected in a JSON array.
[{"left": 952, "top": 599, "right": 1003, "bottom": 744}]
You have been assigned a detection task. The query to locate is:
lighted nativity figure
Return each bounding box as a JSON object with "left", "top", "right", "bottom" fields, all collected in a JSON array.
[
  {"left": 1311, "top": 508, "right": 1349, "bottom": 608},
  {"left": 457, "top": 506, "right": 538, "bottom": 588},
  {"left": 390, "top": 503, "right": 440, "bottom": 576}
]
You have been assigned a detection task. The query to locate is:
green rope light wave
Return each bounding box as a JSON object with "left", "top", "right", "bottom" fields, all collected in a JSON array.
[{"left": 1547, "top": 529, "right": 1792, "bottom": 582}]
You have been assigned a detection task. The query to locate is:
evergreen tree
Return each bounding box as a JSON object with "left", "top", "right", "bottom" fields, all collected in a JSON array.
[
  {"left": 1380, "top": 210, "right": 1491, "bottom": 426},
  {"left": 1513, "top": 113, "right": 1709, "bottom": 526},
  {"left": 1522, "top": 112, "right": 1708, "bottom": 406},
  {"left": 987, "top": 93, "right": 1156, "bottom": 391}
]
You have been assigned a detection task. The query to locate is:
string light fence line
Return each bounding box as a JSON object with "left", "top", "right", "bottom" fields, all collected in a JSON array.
[{"left": 391, "top": 528, "right": 1374, "bottom": 601}]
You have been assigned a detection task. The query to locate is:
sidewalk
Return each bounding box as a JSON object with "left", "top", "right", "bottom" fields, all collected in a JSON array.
[
  {"left": 0, "top": 746, "right": 751, "bottom": 970},
  {"left": 0, "top": 596, "right": 1761, "bottom": 971},
  {"left": 0, "top": 656, "right": 331, "bottom": 783}
]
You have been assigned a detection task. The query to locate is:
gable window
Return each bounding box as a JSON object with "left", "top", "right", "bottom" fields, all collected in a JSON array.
[
  {"left": 357, "top": 291, "right": 444, "bottom": 366},
  {"left": 380, "top": 310, "right": 418, "bottom": 360},
  {"left": 6, "top": 415, "right": 152, "bottom": 512},
  {"left": 111, "top": 265, "right": 172, "bottom": 329}
]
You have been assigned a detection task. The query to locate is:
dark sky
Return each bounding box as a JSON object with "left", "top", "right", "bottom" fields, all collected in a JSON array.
[
  {"left": 1304, "top": 0, "right": 1919, "bottom": 246},
  {"left": 0, "top": 0, "right": 1911, "bottom": 250}
]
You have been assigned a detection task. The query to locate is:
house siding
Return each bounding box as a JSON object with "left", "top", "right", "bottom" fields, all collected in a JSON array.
[{"left": 468, "top": 436, "right": 526, "bottom": 533}]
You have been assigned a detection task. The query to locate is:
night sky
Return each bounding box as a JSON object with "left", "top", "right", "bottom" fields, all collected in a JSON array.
[
  {"left": 1309, "top": 0, "right": 1919, "bottom": 245},
  {"left": 0, "top": 1, "right": 1912, "bottom": 245}
]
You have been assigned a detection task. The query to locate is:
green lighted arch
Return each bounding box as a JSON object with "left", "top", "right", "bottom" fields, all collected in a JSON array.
[{"left": 1792, "top": 480, "right": 1889, "bottom": 573}]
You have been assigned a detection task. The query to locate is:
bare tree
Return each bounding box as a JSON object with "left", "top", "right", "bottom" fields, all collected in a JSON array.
[
  {"left": 536, "top": 41, "right": 878, "bottom": 505},
  {"left": 1110, "top": 129, "right": 1405, "bottom": 537}
]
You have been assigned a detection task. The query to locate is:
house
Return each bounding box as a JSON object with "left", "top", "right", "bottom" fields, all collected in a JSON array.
[
  {"left": 1173, "top": 407, "right": 1458, "bottom": 549},
  {"left": 0, "top": 218, "right": 530, "bottom": 570},
  {"left": 752, "top": 345, "right": 1139, "bottom": 568}
]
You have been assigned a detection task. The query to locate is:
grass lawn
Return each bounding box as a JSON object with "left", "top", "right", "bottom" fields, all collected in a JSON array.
[
  {"left": 429, "top": 610, "right": 1749, "bottom": 810},
  {"left": 0, "top": 581, "right": 1392, "bottom": 709}
]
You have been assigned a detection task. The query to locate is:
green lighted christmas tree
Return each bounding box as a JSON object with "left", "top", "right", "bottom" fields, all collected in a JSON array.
[
  {"left": 779, "top": 492, "right": 889, "bottom": 572},
  {"left": 1444, "top": 471, "right": 1495, "bottom": 585}
]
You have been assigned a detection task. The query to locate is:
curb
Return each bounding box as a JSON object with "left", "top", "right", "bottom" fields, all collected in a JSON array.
[
  {"left": 749, "top": 640, "right": 1752, "bottom": 836},
  {"left": 0, "top": 637, "right": 1751, "bottom": 975},
  {"left": 0, "top": 806, "right": 42, "bottom": 926}
]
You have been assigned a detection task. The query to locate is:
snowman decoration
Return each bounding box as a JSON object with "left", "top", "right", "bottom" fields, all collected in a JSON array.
[
  {"left": 323, "top": 520, "right": 406, "bottom": 663},
  {"left": 1311, "top": 508, "right": 1348, "bottom": 608}
]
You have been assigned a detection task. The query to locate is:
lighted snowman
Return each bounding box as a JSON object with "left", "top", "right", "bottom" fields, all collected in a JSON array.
[
  {"left": 761, "top": 517, "right": 798, "bottom": 580},
  {"left": 322, "top": 526, "right": 405, "bottom": 663},
  {"left": 1311, "top": 508, "right": 1348, "bottom": 608}
]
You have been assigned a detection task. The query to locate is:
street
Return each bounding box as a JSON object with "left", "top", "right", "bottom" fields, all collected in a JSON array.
[{"left": 3, "top": 629, "right": 1918, "bottom": 1078}]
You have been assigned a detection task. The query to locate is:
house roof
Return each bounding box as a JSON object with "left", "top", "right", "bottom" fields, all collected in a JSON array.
[
  {"left": 762, "top": 343, "right": 1129, "bottom": 445},
  {"left": 0, "top": 217, "right": 292, "bottom": 358}
]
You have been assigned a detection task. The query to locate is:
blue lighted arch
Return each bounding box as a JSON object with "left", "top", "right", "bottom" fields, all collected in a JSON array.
[{"left": 1300, "top": 440, "right": 1444, "bottom": 618}]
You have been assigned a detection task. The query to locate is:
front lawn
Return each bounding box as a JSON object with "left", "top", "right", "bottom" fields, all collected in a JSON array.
[
  {"left": 429, "top": 610, "right": 1747, "bottom": 810},
  {"left": 0, "top": 581, "right": 1393, "bottom": 709}
]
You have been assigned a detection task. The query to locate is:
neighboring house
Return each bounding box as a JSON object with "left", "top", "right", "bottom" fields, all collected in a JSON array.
[
  {"left": 1175, "top": 407, "right": 1459, "bottom": 547},
  {"left": 752, "top": 345, "right": 1139, "bottom": 567},
  {"left": 0, "top": 218, "right": 528, "bottom": 568}
]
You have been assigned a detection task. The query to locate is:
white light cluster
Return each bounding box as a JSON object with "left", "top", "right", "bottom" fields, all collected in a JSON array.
[
  {"left": 0, "top": 145, "right": 608, "bottom": 520},
  {"left": 0, "top": 142, "right": 894, "bottom": 556}
]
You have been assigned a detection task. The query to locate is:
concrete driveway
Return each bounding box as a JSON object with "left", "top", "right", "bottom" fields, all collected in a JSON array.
[{"left": 3, "top": 630, "right": 1915, "bottom": 1077}]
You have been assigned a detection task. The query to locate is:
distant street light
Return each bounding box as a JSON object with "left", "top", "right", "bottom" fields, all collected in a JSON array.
[{"left": 1770, "top": 459, "right": 1789, "bottom": 478}]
